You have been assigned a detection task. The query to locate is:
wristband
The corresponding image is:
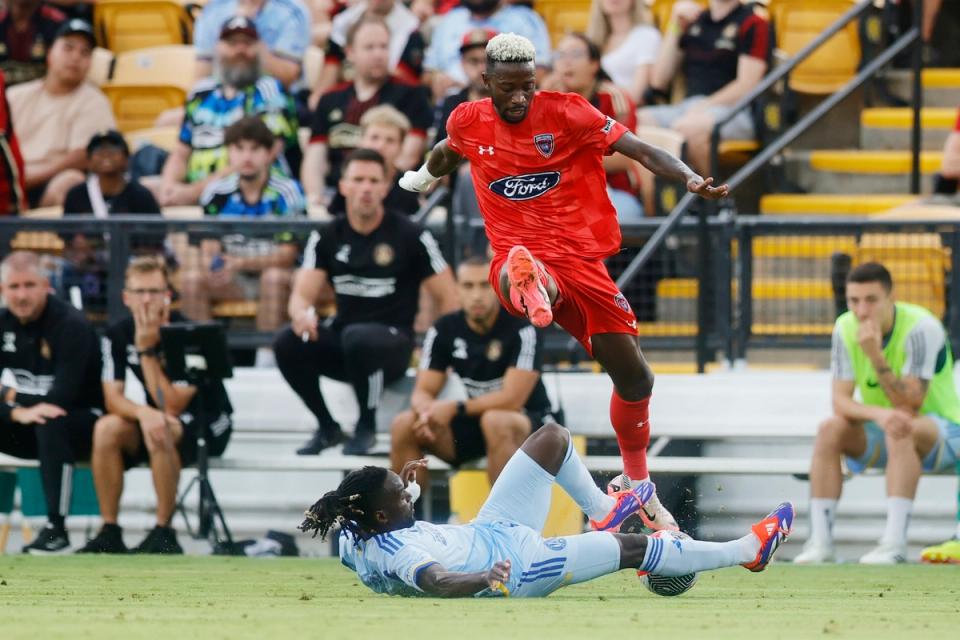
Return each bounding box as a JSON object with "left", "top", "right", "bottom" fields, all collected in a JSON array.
[
  {"left": 456, "top": 400, "right": 467, "bottom": 417},
  {"left": 876, "top": 366, "right": 892, "bottom": 375},
  {"left": 137, "top": 347, "right": 160, "bottom": 359}
]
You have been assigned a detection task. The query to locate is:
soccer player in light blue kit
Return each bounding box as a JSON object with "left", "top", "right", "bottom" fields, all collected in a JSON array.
[{"left": 300, "top": 423, "right": 794, "bottom": 597}]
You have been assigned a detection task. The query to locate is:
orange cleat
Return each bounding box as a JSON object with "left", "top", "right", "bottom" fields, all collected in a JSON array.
[
  {"left": 742, "top": 501, "right": 794, "bottom": 573},
  {"left": 506, "top": 245, "right": 553, "bottom": 328}
]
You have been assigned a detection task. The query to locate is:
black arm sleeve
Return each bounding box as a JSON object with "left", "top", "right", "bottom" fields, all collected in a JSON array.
[{"left": 15, "top": 319, "right": 100, "bottom": 409}]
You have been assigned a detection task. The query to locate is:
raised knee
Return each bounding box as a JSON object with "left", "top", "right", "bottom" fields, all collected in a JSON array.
[
  {"left": 272, "top": 327, "right": 299, "bottom": 362},
  {"left": 93, "top": 415, "right": 127, "bottom": 449},
  {"left": 815, "top": 416, "right": 849, "bottom": 446},
  {"left": 390, "top": 411, "right": 417, "bottom": 440},
  {"left": 528, "top": 421, "right": 569, "bottom": 450}
]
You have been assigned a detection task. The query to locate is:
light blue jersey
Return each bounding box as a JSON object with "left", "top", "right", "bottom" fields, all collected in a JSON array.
[{"left": 339, "top": 516, "right": 618, "bottom": 598}]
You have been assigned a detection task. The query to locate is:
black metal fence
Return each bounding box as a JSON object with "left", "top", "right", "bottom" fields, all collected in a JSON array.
[{"left": 2, "top": 215, "right": 958, "bottom": 367}]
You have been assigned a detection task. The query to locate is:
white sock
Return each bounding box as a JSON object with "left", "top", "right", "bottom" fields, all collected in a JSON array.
[
  {"left": 555, "top": 437, "right": 616, "bottom": 521},
  {"left": 640, "top": 533, "right": 760, "bottom": 576},
  {"left": 880, "top": 497, "right": 913, "bottom": 547},
  {"left": 627, "top": 474, "right": 650, "bottom": 485},
  {"left": 808, "top": 498, "right": 838, "bottom": 548}
]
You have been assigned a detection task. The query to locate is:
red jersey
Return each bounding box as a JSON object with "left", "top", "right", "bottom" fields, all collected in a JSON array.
[{"left": 446, "top": 91, "right": 629, "bottom": 261}]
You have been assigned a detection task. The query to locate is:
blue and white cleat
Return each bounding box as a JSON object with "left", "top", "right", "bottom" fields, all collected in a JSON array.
[
  {"left": 590, "top": 480, "right": 656, "bottom": 533},
  {"left": 742, "top": 501, "right": 794, "bottom": 572}
]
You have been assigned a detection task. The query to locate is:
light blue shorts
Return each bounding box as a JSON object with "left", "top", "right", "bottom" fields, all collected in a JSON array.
[
  {"left": 473, "top": 449, "right": 621, "bottom": 598},
  {"left": 845, "top": 414, "right": 960, "bottom": 474}
]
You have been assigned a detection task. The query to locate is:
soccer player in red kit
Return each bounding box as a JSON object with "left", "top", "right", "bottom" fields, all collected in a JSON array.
[{"left": 400, "top": 33, "right": 728, "bottom": 532}]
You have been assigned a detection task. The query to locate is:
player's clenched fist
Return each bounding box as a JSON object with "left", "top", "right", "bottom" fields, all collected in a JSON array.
[{"left": 399, "top": 165, "right": 440, "bottom": 192}]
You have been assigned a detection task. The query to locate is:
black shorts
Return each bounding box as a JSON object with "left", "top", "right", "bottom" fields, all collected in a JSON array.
[
  {"left": 448, "top": 409, "right": 556, "bottom": 466},
  {"left": 122, "top": 411, "right": 232, "bottom": 470}
]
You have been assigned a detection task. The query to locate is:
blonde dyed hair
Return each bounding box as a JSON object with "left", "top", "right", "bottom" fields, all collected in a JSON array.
[{"left": 486, "top": 33, "right": 536, "bottom": 64}]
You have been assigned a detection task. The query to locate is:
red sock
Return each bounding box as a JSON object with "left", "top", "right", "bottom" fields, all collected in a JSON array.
[{"left": 609, "top": 391, "right": 651, "bottom": 480}]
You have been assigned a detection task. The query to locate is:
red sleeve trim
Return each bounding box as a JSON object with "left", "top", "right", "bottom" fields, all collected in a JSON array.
[
  {"left": 40, "top": 5, "right": 67, "bottom": 21},
  {"left": 740, "top": 14, "right": 771, "bottom": 61},
  {"left": 409, "top": 128, "right": 427, "bottom": 138},
  {"left": 309, "top": 134, "right": 329, "bottom": 144},
  {"left": 395, "top": 62, "right": 419, "bottom": 85},
  {"left": 324, "top": 54, "right": 341, "bottom": 66}
]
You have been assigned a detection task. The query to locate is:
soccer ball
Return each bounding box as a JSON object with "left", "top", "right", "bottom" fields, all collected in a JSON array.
[{"left": 638, "top": 531, "right": 698, "bottom": 597}]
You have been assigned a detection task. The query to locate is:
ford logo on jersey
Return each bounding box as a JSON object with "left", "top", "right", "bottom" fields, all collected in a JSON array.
[{"left": 488, "top": 171, "right": 561, "bottom": 201}]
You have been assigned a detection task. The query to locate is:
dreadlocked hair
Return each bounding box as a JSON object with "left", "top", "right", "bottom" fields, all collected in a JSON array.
[{"left": 299, "top": 466, "right": 388, "bottom": 542}]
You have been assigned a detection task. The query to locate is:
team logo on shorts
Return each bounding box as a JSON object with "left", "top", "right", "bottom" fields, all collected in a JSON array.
[
  {"left": 533, "top": 133, "right": 555, "bottom": 158},
  {"left": 613, "top": 292, "right": 632, "bottom": 313},
  {"left": 486, "top": 339, "right": 502, "bottom": 361},
  {"left": 373, "top": 243, "right": 395, "bottom": 266},
  {"left": 544, "top": 537, "right": 567, "bottom": 551}
]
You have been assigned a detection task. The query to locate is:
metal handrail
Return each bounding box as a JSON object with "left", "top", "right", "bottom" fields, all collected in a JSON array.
[
  {"left": 615, "top": 2, "right": 923, "bottom": 291},
  {"left": 707, "top": 0, "right": 877, "bottom": 180}
]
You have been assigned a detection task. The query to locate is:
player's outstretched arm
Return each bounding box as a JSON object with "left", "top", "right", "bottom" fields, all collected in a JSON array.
[
  {"left": 417, "top": 560, "right": 511, "bottom": 597},
  {"left": 610, "top": 131, "right": 729, "bottom": 200},
  {"left": 399, "top": 140, "right": 464, "bottom": 193}
]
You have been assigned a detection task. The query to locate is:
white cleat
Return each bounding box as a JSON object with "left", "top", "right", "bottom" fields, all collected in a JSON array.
[
  {"left": 859, "top": 543, "right": 907, "bottom": 565},
  {"left": 793, "top": 541, "right": 837, "bottom": 564}
]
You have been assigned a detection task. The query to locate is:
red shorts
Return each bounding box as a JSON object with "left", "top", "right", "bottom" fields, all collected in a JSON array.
[{"left": 489, "top": 254, "right": 638, "bottom": 356}]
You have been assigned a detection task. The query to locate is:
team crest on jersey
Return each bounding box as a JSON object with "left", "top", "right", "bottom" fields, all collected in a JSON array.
[
  {"left": 40, "top": 339, "right": 51, "bottom": 360},
  {"left": 544, "top": 537, "right": 567, "bottom": 551},
  {"left": 533, "top": 133, "right": 555, "bottom": 158},
  {"left": 485, "top": 339, "right": 502, "bottom": 362},
  {"left": 373, "top": 243, "right": 395, "bottom": 266},
  {"left": 613, "top": 293, "right": 632, "bottom": 313},
  {"left": 488, "top": 171, "right": 561, "bottom": 201}
]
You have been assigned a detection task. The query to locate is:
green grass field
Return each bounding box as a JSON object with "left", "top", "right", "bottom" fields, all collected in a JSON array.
[{"left": 0, "top": 556, "right": 957, "bottom": 639}]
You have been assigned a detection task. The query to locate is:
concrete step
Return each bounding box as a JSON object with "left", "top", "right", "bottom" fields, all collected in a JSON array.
[
  {"left": 860, "top": 107, "right": 956, "bottom": 150},
  {"left": 883, "top": 68, "right": 960, "bottom": 107},
  {"left": 784, "top": 150, "right": 940, "bottom": 194},
  {"left": 759, "top": 193, "right": 919, "bottom": 216}
]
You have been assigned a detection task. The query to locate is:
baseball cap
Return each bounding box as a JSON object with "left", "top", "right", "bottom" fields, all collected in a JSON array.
[
  {"left": 54, "top": 19, "right": 96, "bottom": 48},
  {"left": 459, "top": 28, "right": 497, "bottom": 54},
  {"left": 86, "top": 130, "right": 130, "bottom": 157},
  {"left": 220, "top": 15, "right": 259, "bottom": 40}
]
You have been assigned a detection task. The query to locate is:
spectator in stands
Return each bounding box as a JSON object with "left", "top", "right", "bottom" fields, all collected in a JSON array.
[
  {"left": 0, "top": 250, "right": 103, "bottom": 554},
  {"left": 180, "top": 117, "right": 304, "bottom": 333},
  {"left": 302, "top": 15, "right": 432, "bottom": 208},
  {"left": 585, "top": 0, "right": 660, "bottom": 104},
  {"left": 638, "top": 0, "right": 771, "bottom": 174},
  {"left": 80, "top": 256, "right": 233, "bottom": 555},
  {"left": 797, "top": 262, "right": 960, "bottom": 565},
  {"left": 64, "top": 131, "right": 161, "bottom": 217},
  {"left": 933, "top": 106, "right": 960, "bottom": 195},
  {"left": 0, "top": 69, "right": 26, "bottom": 215},
  {"left": 313, "top": 0, "right": 426, "bottom": 103},
  {"left": 275, "top": 149, "right": 459, "bottom": 456},
  {"left": 329, "top": 105, "right": 420, "bottom": 216},
  {"left": 390, "top": 255, "right": 555, "bottom": 487},
  {"left": 62, "top": 131, "right": 162, "bottom": 308},
  {"left": 424, "top": 0, "right": 550, "bottom": 100},
  {"left": 433, "top": 28, "right": 493, "bottom": 145},
  {"left": 194, "top": 0, "right": 311, "bottom": 89},
  {"left": 0, "top": 0, "right": 66, "bottom": 86},
  {"left": 8, "top": 19, "right": 114, "bottom": 208},
  {"left": 46, "top": 2, "right": 92, "bottom": 20},
  {"left": 152, "top": 16, "right": 299, "bottom": 207},
  {"left": 553, "top": 33, "right": 643, "bottom": 221}
]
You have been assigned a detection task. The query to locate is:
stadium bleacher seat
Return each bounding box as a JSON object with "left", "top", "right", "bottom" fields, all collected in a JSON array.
[
  {"left": 87, "top": 47, "right": 115, "bottom": 86},
  {"left": 534, "top": 0, "right": 591, "bottom": 46},
  {"left": 94, "top": 0, "right": 193, "bottom": 54},
  {"left": 110, "top": 45, "right": 197, "bottom": 92},
  {"left": 807, "top": 149, "right": 943, "bottom": 175},
  {"left": 102, "top": 84, "right": 187, "bottom": 133},
  {"left": 759, "top": 193, "right": 919, "bottom": 216},
  {"left": 769, "top": 0, "right": 860, "bottom": 95},
  {"left": 649, "top": 0, "right": 707, "bottom": 31}
]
